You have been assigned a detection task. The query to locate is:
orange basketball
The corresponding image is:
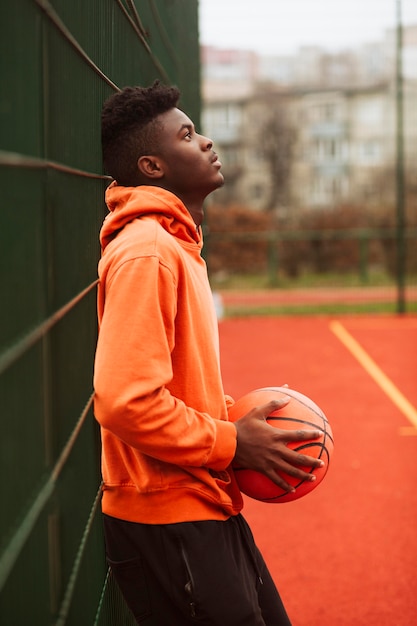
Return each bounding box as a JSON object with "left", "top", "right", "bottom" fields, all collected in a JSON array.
[{"left": 229, "top": 387, "right": 334, "bottom": 503}]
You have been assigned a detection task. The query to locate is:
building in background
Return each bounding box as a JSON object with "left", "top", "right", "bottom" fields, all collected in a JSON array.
[{"left": 202, "top": 25, "right": 417, "bottom": 212}]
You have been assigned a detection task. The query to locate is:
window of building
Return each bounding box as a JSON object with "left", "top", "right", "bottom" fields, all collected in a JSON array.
[
  {"left": 357, "top": 140, "right": 381, "bottom": 164},
  {"left": 202, "top": 104, "right": 242, "bottom": 142},
  {"left": 311, "top": 175, "right": 344, "bottom": 204},
  {"left": 311, "top": 138, "right": 341, "bottom": 162}
]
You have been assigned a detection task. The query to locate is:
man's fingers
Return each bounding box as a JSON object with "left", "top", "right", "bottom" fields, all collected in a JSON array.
[
  {"left": 263, "top": 456, "right": 323, "bottom": 492},
  {"left": 254, "top": 398, "right": 291, "bottom": 419},
  {"left": 277, "top": 427, "right": 322, "bottom": 441}
]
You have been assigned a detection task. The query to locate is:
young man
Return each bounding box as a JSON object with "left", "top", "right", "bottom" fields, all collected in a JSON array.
[{"left": 94, "top": 82, "right": 323, "bottom": 625}]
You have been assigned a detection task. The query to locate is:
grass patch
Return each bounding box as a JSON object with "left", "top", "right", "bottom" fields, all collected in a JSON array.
[
  {"left": 223, "top": 300, "right": 417, "bottom": 318},
  {"left": 210, "top": 270, "right": 415, "bottom": 291}
]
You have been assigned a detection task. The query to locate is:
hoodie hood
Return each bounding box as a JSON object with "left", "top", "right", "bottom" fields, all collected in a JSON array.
[{"left": 100, "top": 183, "right": 201, "bottom": 250}]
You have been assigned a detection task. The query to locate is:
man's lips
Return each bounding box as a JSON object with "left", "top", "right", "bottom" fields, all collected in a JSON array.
[{"left": 211, "top": 153, "right": 222, "bottom": 168}]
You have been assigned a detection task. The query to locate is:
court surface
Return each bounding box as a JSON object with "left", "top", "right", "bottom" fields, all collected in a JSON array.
[{"left": 219, "top": 315, "right": 417, "bottom": 626}]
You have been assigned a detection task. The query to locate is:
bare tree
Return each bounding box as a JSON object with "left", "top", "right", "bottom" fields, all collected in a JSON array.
[{"left": 259, "top": 99, "right": 295, "bottom": 211}]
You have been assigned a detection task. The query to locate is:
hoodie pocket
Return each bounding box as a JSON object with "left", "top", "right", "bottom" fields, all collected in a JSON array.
[{"left": 107, "top": 554, "right": 152, "bottom": 621}]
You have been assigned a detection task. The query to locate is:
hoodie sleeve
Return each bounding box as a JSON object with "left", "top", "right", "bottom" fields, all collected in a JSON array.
[{"left": 94, "top": 254, "right": 237, "bottom": 470}]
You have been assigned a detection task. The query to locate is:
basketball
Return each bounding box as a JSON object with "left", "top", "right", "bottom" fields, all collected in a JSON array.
[{"left": 229, "top": 387, "right": 334, "bottom": 503}]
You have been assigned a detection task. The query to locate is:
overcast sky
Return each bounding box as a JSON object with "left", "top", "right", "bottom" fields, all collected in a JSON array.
[{"left": 199, "top": 0, "right": 417, "bottom": 55}]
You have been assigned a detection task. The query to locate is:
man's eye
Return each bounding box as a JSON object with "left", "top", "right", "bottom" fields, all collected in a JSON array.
[{"left": 185, "top": 131, "right": 192, "bottom": 140}]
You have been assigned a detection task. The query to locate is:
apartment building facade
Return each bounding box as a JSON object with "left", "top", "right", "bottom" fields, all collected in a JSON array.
[{"left": 201, "top": 28, "right": 417, "bottom": 212}]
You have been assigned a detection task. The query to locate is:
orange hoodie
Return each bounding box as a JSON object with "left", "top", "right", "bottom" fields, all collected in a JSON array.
[{"left": 94, "top": 184, "right": 243, "bottom": 524}]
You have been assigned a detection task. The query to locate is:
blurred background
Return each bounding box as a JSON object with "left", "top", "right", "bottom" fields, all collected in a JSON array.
[{"left": 199, "top": 0, "right": 417, "bottom": 315}]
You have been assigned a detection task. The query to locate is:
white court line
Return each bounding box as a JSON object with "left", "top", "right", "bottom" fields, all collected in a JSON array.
[{"left": 330, "top": 320, "right": 417, "bottom": 433}]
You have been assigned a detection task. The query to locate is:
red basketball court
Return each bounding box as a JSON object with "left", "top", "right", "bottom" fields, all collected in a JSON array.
[{"left": 219, "top": 315, "right": 417, "bottom": 626}]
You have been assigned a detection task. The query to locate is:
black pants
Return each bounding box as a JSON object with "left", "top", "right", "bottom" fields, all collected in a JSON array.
[{"left": 103, "top": 513, "right": 292, "bottom": 626}]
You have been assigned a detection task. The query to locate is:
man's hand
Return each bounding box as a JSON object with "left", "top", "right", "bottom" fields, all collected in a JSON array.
[{"left": 233, "top": 399, "right": 324, "bottom": 493}]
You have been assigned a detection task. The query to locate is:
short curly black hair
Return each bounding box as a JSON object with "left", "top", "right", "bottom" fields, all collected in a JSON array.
[{"left": 101, "top": 81, "right": 180, "bottom": 186}]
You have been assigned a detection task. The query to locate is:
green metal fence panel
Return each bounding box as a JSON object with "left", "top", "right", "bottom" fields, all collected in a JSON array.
[
  {"left": 0, "top": 1, "right": 44, "bottom": 155},
  {"left": 0, "top": 0, "right": 200, "bottom": 624}
]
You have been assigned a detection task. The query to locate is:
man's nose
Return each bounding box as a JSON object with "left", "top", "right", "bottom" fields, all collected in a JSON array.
[{"left": 201, "top": 135, "right": 213, "bottom": 150}]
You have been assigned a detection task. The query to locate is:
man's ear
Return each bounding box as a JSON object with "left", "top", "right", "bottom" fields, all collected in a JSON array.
[{"left": 137, "top": 155, "right": 164, "bottom": 179}]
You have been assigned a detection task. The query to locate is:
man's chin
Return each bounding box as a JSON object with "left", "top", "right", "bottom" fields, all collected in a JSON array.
[
  {"left": 204, "top": 173, "right": 225, "bottom": 199},
  {"left": 216, "top": 173, "right": 225, "bottom": 188}
]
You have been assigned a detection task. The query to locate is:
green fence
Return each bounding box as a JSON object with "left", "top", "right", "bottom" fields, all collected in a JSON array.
[
  {"left": 0, "top": 1, "right": 200, "bottom": 624},
  {"left": 205, "top": 227, "right": 417, "bottom": 314}
]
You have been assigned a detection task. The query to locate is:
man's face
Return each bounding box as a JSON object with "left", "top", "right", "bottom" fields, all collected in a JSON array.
[{"left": 155, "top": 108, "right": 224, "bottom": 203}]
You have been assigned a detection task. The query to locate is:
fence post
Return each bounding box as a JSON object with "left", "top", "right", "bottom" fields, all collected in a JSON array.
[
  {"left": 359, "top": 234, "right": 369, "bottom": 283},
  {"left": 395, "top": 0, "right": 406, "bottom": 313},
  {"left": 267, "top": 234, "right": 279, "bottom": 286}
]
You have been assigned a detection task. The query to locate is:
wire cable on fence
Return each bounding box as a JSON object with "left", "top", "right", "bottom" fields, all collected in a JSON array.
[
  {"left": 126, "top": 0, "right": 147, "bottom": 37},
  {"left": 93, "top": 567, "right": 111, "bottom": 626},
  {"left": 0, "top": 393, "right": 96, "bottom": 593},
  {"left": 34, "top": 0, "right": 120, "bottom": 91},
  {"left": 0, "top": 150, "right": 111, "bottom": 179},
  {"left": 54, "top": 481, "right": 103, "bottom": 626},
  {"left": 0, "top": 280, "right": 99, "bottom": 376},
  {"left": 114, "top": 0, "right": 170, "bottom": 82}
]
